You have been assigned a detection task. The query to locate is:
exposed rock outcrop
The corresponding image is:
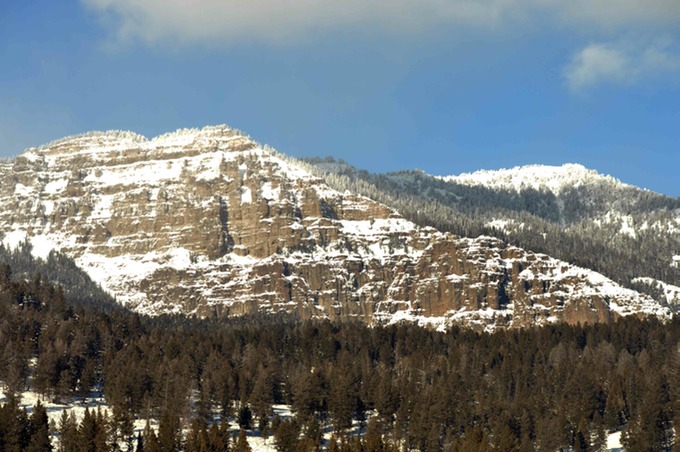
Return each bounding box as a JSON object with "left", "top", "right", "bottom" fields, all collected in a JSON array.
[{"left": 0, "top": 126, "right": 670, "bottom": 330}]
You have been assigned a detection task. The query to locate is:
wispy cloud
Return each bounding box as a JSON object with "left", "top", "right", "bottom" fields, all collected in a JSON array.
[
  {"left": 81, "top": 0, "right": 680, "bottom": 47},
  {"left": 564, "top": 40, "right": 680, "bottom": 92},
  {"left": 81, "top": 0, "right": 510, "bottom": 46},
  {"left": 80, "top": 0, "right": 680, "bottom": 94}
]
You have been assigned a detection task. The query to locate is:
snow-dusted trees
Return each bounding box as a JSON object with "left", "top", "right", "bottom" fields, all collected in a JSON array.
[{"left": 299, "top": 157, "right": 680, "bottom": 301}]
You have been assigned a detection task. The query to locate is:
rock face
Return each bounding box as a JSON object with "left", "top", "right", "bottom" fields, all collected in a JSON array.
[{"left": 0, "top": 126, "right": 671, "bottom": 330}]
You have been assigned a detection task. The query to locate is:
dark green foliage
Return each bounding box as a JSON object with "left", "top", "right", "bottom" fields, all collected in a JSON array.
[
  {"left": 237, "top": 405, "right": 252, "bottom": 431},
  {"left": 26, "top": 400, "right": 51, "bottom": 452},
  {"left": 0, "top": 241, "right": 118, "bottom": 309},
  {"left": 78, "top": 408, "right": 108, "bottom": 452},
  {"left": 0, "top": 259, "right": 677, "bottom": 450},
  {"left": 274, "top": 418, "right": 300, "bottom": 452},
  {"left": 58, "top": 410, "right": 79, "bottom": 452},
  {"left": 157, "top": 408, "right": 182, "bottom": 451},
  {"left": 233, "top": 429, "right": 251, "bottom": 451}
]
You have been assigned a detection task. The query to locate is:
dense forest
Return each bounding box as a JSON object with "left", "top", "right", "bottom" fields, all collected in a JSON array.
[
  {"left": 0, "top": 257, "right": 678, "bottom": 451},
  {"left": 299, "top": 157, "right": 680, "bottom": 303},
  {"left": 0, "top": 240, "right": 117, "bottom": 310}
]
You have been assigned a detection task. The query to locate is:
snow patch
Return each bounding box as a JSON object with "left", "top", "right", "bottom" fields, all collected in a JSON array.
[
  {"left": 618, "top": 216, "right": 636, "bottom": 238},
  {"left": 241, "top": 186, "right": 253, "bottom": 204},
  {"left": 260, "top": 182, "right": 280, "bottom": 201},
  {"left": 28, "top": 235, "right": 59, "bottom": 260},
  {"left": 486, "top": 219, "right": 519, "bottom": 233},
  {"left": 44, "top": 178, "right": 68, "bottom": 194},
  {"left": 14, "top": 183, "right": 33, "bottom": 196},
  {"left": 166, "top": 248, "right": 194, "bottom": 270},
  {"left": 606, "top": 430, "right": 622, "bottom": 451},
  {"left": 1, "top": 230, "right": 28, "bottom": 250},
  {"left": 632, "top": 277, "right": 680, "bottom": 307}
]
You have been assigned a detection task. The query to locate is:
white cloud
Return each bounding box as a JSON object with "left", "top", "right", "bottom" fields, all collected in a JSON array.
[
  {"left": 81, "top": 0, "right": 509, "bottom": 46},
  {"left": 564, "top": 44, "right": 631, "bottom": 91},
  {"left": 547, "top": 0, "right": 680, "bottom": 30},
  {"left": 81, "top": 0, "right": 680, "bottom": 47},
  {"left": 564, "top": 40, "right": 680, "bottom": 91},
  {"left": 80, "top": 0, "right": 680, "bottom": 94}
]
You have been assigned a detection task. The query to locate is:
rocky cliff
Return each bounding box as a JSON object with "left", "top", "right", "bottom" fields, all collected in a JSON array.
[{"left": 0, "top": 126, "right": 671, "bottom": 330}]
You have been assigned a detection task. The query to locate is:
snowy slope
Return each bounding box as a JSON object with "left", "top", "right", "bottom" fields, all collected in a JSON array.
[{"left": 440, "top": 163, "right": 629, "bottom": 195}]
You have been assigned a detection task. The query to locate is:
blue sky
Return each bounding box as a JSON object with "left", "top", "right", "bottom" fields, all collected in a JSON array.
[{"left": 1, "top": 1, "right": 679, "bottom": 196}]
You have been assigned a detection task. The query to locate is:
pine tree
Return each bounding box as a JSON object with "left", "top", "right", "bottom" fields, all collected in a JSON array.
[
  {"left": 274, "top": 418, "right": 300, "bottom": 452},
  {"left": 250, "top": 370, "right": 275, "bottom": 422},
  {"left": 237, "top": 405, "right": 252, "bottom": 431},
  {"left": 495, "top": 424, "right": 519, "bottom": 451},
  {"left": 186, "top": 419, "right": 208, "bottom": 452},
  {"left": 26, "top": 401, "right": 52, "bottom": 452},
  {"left": 134, "top": 432, "right": 144, "bottom": 452},
  {"left": 574, "top": 416, "right": 589, "bottom": 452},
  {"left": 329, "top": 370, "right": 354, "bottom": 432},
  {"left": 233, "top": 429, "right": 252, "bottom": 452},
  {"left": 142, "top": 419, "right": 163, "bottom": 452},
  {"left": 157, "top": 408, "right": 181, "bottom": 451},
  {"left": 78, "top": 408, "right": 108, "bottom": 452},
  {"left": 112, "top": 403, "right": 135, "bottom": 451},
  {"left": 58, "top": 410, "right": 79, "bottom": 452},
  {"left": 327, "top": 434, "right": 340, "bottom": 452},
  {"left": 258, "top": 414, "right": 270, "bottom": 443},
  {"left": 303, "top": 417, "right": 322, "bottom": 448},
  {"left": 365, "top": 417, "right": 384, "bottom": 452}
]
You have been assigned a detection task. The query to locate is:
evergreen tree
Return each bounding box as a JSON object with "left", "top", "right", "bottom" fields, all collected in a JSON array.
[
  {"left": 58, "top": 410, "right": 79, "bottom": 452},
  {"left": 274, "top": 418, "right": 300, "bottom": 452},
  {"left": 233, "top": 429, "right": 252, "bottom": 452},
  {"left": 237, "top": 405, "right": 253, "bottom": 431},
  {"left": 78, "top": 408, "right": 108, "bottom": 452},
  {"left": 157, "top": 408, "right": 181, "bottom": 452},
  {"left": 365, "top": 417, "right": 385, "bottom": 452},
  {"left": 26, "top": 401, "right": 51, "bottom": 452},
  {"left": 134, "top": 432, "right": 144, "bottom": 452},
  {"left": 329, "top": 370, "right": 355, "bottom": 432},
  {"left": 303, "top": 417, "right": 323, "bottom": 449}
]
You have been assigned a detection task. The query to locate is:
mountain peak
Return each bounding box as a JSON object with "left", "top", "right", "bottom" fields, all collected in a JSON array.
[
  {"left": 441, "top": 163, "right": 627, "bottom": 195},
  {"left": 25, "top": 124, "right": 247, "bottom": 156}
]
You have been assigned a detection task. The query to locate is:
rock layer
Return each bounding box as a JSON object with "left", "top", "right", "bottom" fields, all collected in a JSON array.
[{"left": 0, "top": 126, "right": 670, "bottom": 330}]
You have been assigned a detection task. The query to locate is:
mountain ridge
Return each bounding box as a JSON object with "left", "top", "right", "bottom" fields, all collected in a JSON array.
[
  {"left": 305, "top": 156, "right": 679, "bottom": 309},
  {"left": 0, "top": 125, "right": 674, "bottom": 329},
  {"left": 439, "top": 163, "right": 633, "bottom": 196}
]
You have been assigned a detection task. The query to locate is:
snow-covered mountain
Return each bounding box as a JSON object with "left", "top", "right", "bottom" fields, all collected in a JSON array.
[
  {"left": 0, "top": 126, "right": 673, "bottom": 329},
  {"left": 440, "top": 163, "right": 629, "bottom": 196},
  {"left": 305, "top": 159, "right": 680, "bottom": 309}
]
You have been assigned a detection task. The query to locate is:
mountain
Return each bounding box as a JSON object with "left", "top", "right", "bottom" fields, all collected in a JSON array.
[
  {"left": 306, "top": 159, "right": 680, "bottom": 309},
  {"left": 441, "top": 163, "right": 626, "bottom": 196},
  {"left": 0, "top": 126, "right": 673, "bottom": 330}
]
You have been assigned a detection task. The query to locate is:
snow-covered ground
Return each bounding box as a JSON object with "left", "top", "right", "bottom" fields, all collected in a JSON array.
[
  {"left": 0, "top": 386, "right": 364, "bottom": 451},
  {"left": 632, "top": 277, "right": 680, "bottom": 307},
  {"left": 0, "top": 385, "right": 645, "bottom": 451},
  {"left": 606, "top": 430, "right": 623, "bottom": 451}
]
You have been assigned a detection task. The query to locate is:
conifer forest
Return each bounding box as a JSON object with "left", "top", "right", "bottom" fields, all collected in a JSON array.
[{"left": 0, "top": 257, "right": 678, "bottom": 451}]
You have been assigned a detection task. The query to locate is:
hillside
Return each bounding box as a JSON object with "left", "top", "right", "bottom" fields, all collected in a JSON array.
[
  {"left": 305, "top": 159, "right": 680, "bottom": 309},
  {"left": 0, "top": 126, "right": 673, "bottom": 329}
]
